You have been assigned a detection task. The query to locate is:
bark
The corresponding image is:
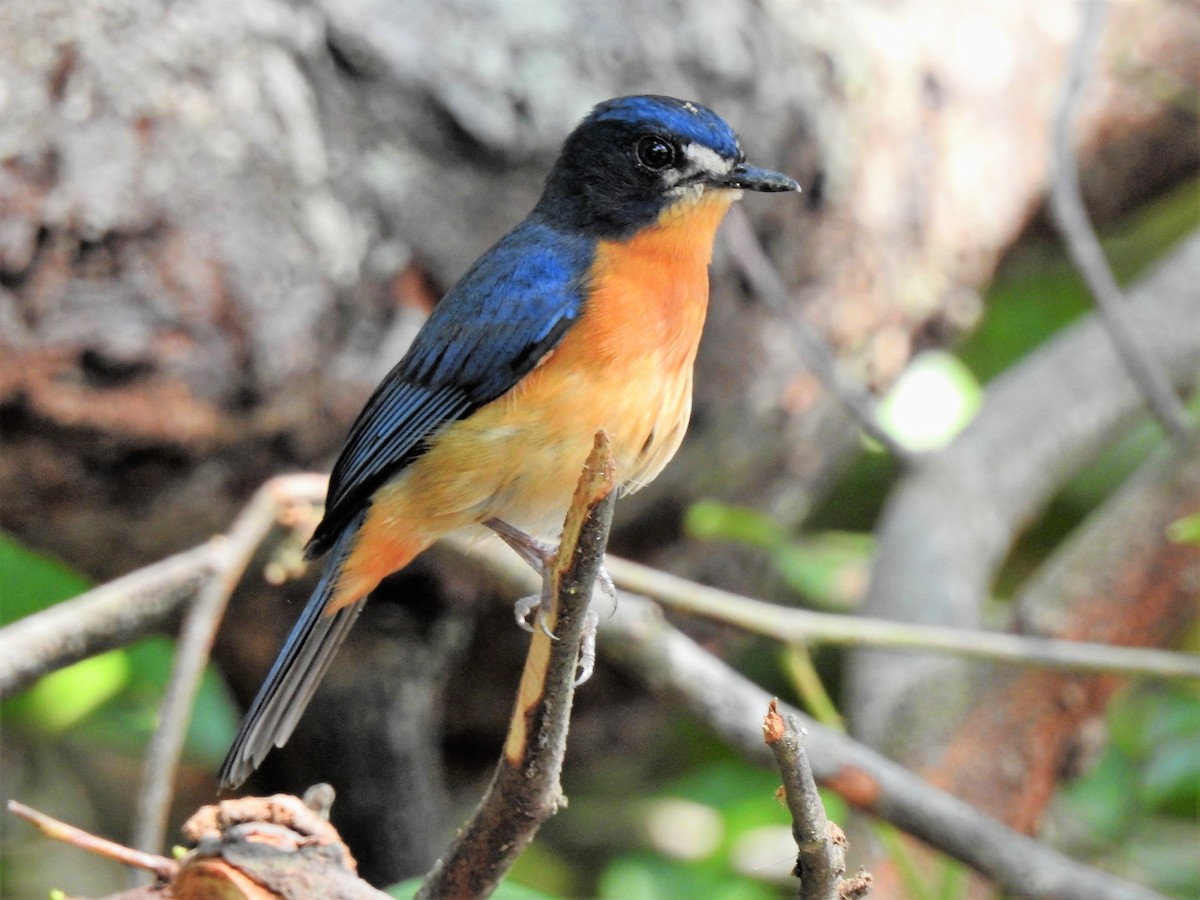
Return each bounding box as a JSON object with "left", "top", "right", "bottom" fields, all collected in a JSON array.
[{"left": 924, "top": 441, "right": 1200, "bottom": 835}]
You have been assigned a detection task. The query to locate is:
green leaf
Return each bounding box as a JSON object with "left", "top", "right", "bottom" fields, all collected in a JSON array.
[
  {"left": 0, "top": 532, "right": 91, "bottom": 624},
  {"left": 6, "top": 650, "right": 131, "bottom": 734},
  {"left": 770, "top": 532, "right": 872, "bottom": 609},
  {"left": 1058, "top": 748, "right": 1140, "bottom": 842},
  {"left": 66, "top": 635, "right": 239, "bottom": 764},
  {"left": 1141, "top": 737, "right": 1200, "bottom": 817},
  {"left": 1167, "top": 512, "right": 1200, "bottom": 546},
  {"left": 1109, "top": 684, "right": 1200, "bottom": 761},
  {"left": 1122, "top": 817, "right": 1200, "bottom": 897},
  {"left": 960, "top": 176, "right": 1200, "bottom": 383},
  {"left": 684, "top": 501, "right": 785, "bottom": 549},
  {"left": 599, "top": 853, "right": 776, "bottom": 900},
  {"left": 385, "top": 877, "right": 556, "bottom": 899}
]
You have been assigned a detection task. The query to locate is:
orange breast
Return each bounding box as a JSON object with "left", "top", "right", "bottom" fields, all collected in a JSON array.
[{"left": 329, "top": 189, "right": 738, "bottom": 610}]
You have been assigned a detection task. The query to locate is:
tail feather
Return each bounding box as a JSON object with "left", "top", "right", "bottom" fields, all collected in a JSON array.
[{"left": 218, "top": 510, "right": 367, "bottom": 790}]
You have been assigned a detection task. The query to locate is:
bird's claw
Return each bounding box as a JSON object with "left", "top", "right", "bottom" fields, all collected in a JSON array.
[
  {"left": 486, "top": 518, "right": 555, "bottom": 574},
  {"left": 597, "top": 565, "right": 618, "bottom": 615},
  {"left": 513, "top": 593, "right": 558, "bottom": 640},
  {"left": 513, "top": 596, "right": 596, "bottom": 684},
  {"left": 575, "top": 609, "right": 599, "bottom": 685}
]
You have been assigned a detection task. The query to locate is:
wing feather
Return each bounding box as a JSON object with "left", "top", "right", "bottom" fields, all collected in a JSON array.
[{"left": 307, "top": 220, "right": 593, "bottom": 556}]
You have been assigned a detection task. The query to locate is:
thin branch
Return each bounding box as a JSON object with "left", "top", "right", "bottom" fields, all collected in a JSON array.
[
  {"left": 9, "top": 793, "right": 389, "bottom": 898},
  {"left": 599, "top": 593, "right": 1160, "bottom": 900},
  {"left": 417, "top": 432, "right": 616, "bottom": 900},
  {"left": 8, "top": 800, "right": 179, "bottom": 882},
  {"left": 4, "top": 462, "right": 1173, "bottom": 897},
  {"left": 1050, "top": 0, "right": 1193, "bottom": 444},
  {"left": 130, "top": 474, "right": 326, "bottom": 867},
  {"left": 446, "top": 535, "right": 1156, "bottom": 897},
  {"left": 447, "top": 538, "right": 1157, "bottom": 897},
  {"left": 7, "top": 471, "right": 1195, "bottom": 720},
  {"left": 722, "top": 205, "right": 916, "bottom": 463},
  {"left": 604, "top": 555, "right": 1200, "bottom": 681},
  {"left": 764, "top": 700, "right": 871, "bottom": 900}
]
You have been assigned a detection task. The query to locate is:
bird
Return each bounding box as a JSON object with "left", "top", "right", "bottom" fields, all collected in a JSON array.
[{"left": 218, "top": 94, "right": 799, "bottom": 789}]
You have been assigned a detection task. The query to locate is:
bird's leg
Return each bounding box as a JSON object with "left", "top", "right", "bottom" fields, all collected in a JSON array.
[
  {"left": 485, "top": 517, "right": 556, "bottom": 574},
  {"left": 484, "top": 517, "right": 609, "bottom": 684},
  {"left": 484, "top": 518, "right": 558, "bottom": 638},
  {"left": 485, "top": 517, "right": 617, "bottom": 606}
]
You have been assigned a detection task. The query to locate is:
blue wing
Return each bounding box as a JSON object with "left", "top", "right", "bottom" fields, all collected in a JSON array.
[{"left": 307, "top": 219, "right": 594, "bottom": 557}]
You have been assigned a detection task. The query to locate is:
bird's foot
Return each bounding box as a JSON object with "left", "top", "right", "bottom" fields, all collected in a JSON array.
[
  {"left": 513, "top": 591, "right": 557, "bottom": 638},
  {"left": 488, "top": 518, "right": 605, "bottom": 684},
  {"left": 512, "top": 595, "right": 598, "bottom": 684},
  {"left": 486, "top": 516, "right": 617, "bottom": 607}
]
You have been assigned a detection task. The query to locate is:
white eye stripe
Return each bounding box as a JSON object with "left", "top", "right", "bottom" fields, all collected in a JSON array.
[{"left": 682, "top": 143, "right": 735, "bottom": 177}]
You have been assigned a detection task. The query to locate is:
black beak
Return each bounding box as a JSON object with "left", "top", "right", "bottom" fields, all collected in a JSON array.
[{"left": 714, "top": 163, "right": 800, "bottom": 193}]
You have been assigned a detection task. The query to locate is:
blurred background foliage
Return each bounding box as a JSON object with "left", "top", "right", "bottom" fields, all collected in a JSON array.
[{"left": 1, "top": 184, "right": 1197, "bottom": 898}]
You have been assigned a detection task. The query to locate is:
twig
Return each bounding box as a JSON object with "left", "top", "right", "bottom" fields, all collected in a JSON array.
[
  {"left": 598, "top": 593, "right": 1160, "bottom": 900},
  {"left": 4, "top": 463, "right": 1169, "bottom": 898},
  {"left": 764, "top": 700, "right": 871, "bottom": 900},
  {"left": 438, "top": 538, "right": 1159, "bottom": 898},
  {"left": 605, "top": 555, "right": 1200, "bottom": 681},
  {"left": 130, "top": 474, "right": 326, "bottom": 868},
  {"left": 1050, "top": 0, "right": 1193, "bottom": 444},
  {"left": 10, "top": 793, "right": 389, "bottom": 898},
  {"left": 722, "top": 205, "right": 916, "bottom": 463},
  {"left": 416, "top": 432, "right": 616, "bottom": 900},
  {"left": 7, "top": 800, "right": 179, "bottom": 882},
  {"left": 7, "top": 466, "right": 1196, "bottom": 719}
]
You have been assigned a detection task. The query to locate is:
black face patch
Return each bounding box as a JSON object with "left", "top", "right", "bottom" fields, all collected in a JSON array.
[{"left": 531, "top": 96, "right": 745, "bottom": 241}]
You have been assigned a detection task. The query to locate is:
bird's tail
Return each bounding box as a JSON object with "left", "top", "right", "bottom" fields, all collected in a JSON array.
[{"left": 218, "top": 509, "right": 368, "bottom": 790}]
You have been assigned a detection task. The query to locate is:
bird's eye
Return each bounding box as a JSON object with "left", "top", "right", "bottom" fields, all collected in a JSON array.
[{"left": 635, "top": 135, "right": 676, "bottom": 171}]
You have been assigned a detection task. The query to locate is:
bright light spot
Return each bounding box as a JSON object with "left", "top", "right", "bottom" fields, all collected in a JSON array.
[
  {"left": 878, "top": 350, "right": 981, "bottom": 451},
  {"left": 951, "top": 16, "right": 1016, "bottom": 93},
  {"left": 643, "top": 798, "right": 724, "bottom": 861}
]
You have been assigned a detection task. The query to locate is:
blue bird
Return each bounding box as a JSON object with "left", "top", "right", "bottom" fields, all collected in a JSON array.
[{"left": 219, "top": 95, "right": 798, "bottom": 788}]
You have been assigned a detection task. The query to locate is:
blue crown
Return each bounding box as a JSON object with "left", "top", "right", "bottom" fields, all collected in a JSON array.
[{"left": 588, "top": 95, "right": 743, "bottom": 161}]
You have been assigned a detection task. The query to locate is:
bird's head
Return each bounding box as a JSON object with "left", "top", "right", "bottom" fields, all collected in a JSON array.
[{"left": 535, "top": 95, "right": 799, "bottom": 240}]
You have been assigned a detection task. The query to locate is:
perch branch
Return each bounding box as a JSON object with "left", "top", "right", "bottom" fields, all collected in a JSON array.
[
  {"left": 1050, "top": 0, "right": 1193, "bottom": 443},
  {"left": 764, "top": 700, "right": 871, "bottom": 900},
  {"left": 5, "top": 461, "right": 1195, "bottom": 723},
  {"left": 416, "top": 432, "right": 616, "bottom": 900},
  {"left": 447, "top": 538, "right": 1161, "bottom": 899}
]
